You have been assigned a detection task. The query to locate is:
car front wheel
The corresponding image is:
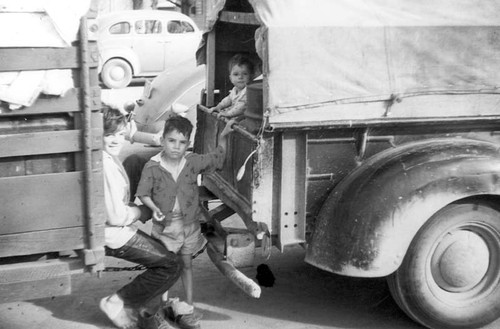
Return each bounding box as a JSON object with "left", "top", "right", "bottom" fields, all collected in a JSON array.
[
  {"left": 387, "top": 201, "right": 500, "bottom": 329},
  {"left": 101, "top": 58, "right": 133, "bottom": 89}
]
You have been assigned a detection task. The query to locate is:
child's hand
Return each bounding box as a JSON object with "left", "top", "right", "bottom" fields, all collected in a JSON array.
[
  {"left": 152, "top": 209, "right": 165, "bottom": 221},
  {"left": 207, "top": 107, "right": 218, "bottom": 114},
  {"left": 216, "top": 112, "right": 226, "bottom": 119},
  {"left": 126, "top": 119, "right": 137, "bottom": 142}
]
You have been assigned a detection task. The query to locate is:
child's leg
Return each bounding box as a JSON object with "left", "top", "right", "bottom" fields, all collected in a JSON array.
[
  {"left": 180, "top": 253, "right": 194, "bottom": 305},
  {"left": 166, "top": 253, "right": 200, "bottom": 329}
]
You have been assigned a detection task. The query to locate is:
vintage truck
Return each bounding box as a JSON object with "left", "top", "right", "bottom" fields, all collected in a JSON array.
[
  {"left": 0, "top": 2, "right": 105, "bottom": 302},
  {"left": 189, "top": 0, "right": 500, "bottom": 328}
]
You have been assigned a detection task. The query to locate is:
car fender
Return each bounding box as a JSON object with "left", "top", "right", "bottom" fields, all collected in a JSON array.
[
  {"left": 132, "top": 63, "right": 206, "bottom": 134},
  {"left": 305, "top": 138, "right": 500, "bottom": 277},
  {"left": 98, "top": 47, "right": 140, "bottom": 74}
]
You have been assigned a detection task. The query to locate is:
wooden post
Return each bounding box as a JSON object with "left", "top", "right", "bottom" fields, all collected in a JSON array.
[{"left": 206, "top": 30, "right": 216, "bottom": 107}]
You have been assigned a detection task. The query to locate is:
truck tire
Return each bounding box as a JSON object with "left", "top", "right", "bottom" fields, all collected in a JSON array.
[
  {"left": 101, "top": 58, "right": 133, "bottom": 89},
  {"left": 387, "top": 201, "right": 500, "bottom": 329}
]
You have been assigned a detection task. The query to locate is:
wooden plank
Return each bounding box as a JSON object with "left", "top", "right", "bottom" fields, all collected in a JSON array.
[
  {"left": 74, "top": 110, "right": 104, "bottom": 132},
  {"left": 0, "top": 157, "right": 25, "bottom": 177},
  {"left": 0, "top": 259, "right": 77, "bottom": 303},
  {"left": 203, "top": 172, "right": 254, "bottom": 227},
  {"left": 75, "top": 150, "right": 103, "bottom": 172},
  {"left": 0, "top": 226, "right": 105, "bottom": 258},
  {"left": 0, "top": 114, "right": 72, "bottom": 135},
  {"left": 0, "top": 171, "right": 104, "bottom": 235},
  {"left": 0, "top": 44, "right": 99, "bottom": 72},
  {"left": 206, "top": 30, "right": 216, "bottom": 107},
  {"left": 0, "top": 150, "right": 102, "bottom": 178},
  {"left": 72, "top": 68, "right": 101, "bottom": 90},
  {"left": 0, "top": 259, "right": 74, "bottom": 284},
  {"left": 0, "top": 128, "right": 102, "bottom": 157},
  {"left": 0, "top": 87, "right": 101, "bottom": 116},
  {"left": 24, "top": 154, "right": 74, "bottom": 175},
  {"left": 0, "top": 276, "right": 70, "bottom": 303},
  {"left": 208, "top": 204, "right": 236, "bottom": 222}
]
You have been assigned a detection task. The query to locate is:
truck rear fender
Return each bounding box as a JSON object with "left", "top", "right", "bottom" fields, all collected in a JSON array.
[{"left": 305, "top": 138, "right": 500, "bottom": 277}]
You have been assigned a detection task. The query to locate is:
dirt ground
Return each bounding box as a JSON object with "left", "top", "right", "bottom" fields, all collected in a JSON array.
[
  {"left": 0, "top": 239, "right": 423, "bottom": 329},
  {"left": 3, "top": 240, "right": 500, "bottom": 329}
]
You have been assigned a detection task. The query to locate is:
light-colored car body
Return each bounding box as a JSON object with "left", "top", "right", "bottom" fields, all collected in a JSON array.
[
  {"left": 96, "top": 10, "right": 202, "bottom": 88},
  {"left": 129, "top": 63, "right": 206, "bottom": 145}
]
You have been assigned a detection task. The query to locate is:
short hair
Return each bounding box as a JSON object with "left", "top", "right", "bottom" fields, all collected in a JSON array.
[
  {"left": 162, "top": 115, "right": 193, "bottom": 139},
  {"left": 228, "top": 54, "right": 255, "bottom": 75},
  {"left": 102, "top": 104, "right": 127, "bottom": 135}
]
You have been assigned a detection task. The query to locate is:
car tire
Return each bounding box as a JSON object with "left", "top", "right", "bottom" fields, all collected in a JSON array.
[
  {"left": 101, "top": 58, "right": 133, "bottom": 89},
  {"left": 387, "top": 201, "right": 500, "bottom": 329}
]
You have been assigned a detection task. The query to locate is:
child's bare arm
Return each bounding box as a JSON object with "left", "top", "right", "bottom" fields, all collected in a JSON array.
[
  {"left": 218, "top": 101, "right": 245, "bottom": 118},
  {"left": 138, "top": 196, "right": 165, "bottom": 221},
  {"left": 208, "top": 95, "right": 232, "bottom": 113}
]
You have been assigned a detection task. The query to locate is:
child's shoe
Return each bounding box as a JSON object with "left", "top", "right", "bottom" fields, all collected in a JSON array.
[
  {"left": 163, "top": 298, "right": 201, "bottom": 329},
  {"left": 100, "top": 294, "right": 138, "bottom": 329},
  {"left": 138, "top": 308, "right": 176, "bottom": 329}
]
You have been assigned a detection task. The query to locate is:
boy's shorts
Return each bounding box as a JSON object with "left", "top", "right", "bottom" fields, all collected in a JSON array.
[{"left": 152, "top": 217, "right": 207, "bottom": 256}]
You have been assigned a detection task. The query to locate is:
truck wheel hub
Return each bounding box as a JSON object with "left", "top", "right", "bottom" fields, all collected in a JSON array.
[{"left": 431, "top": 230, "right": 489, "bottom": 292}]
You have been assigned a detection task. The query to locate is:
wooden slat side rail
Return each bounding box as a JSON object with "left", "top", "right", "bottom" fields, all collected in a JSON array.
[
  {"left": 0, "top": 44, "right": 99, "bottom": 72},
  {"left": 0, "top": 226, "right": 105, "bottom": 258},
  {"left": 0, "top": 128, "right": 102, "bottom": 157},
  {"left": 0, "top": 87, "right": 101, "bottom": 116},
  {"left": 80, "top": 15, "right": 100, "bottom": 265},
  {"left": 0, "top": 259, "right": 76, "bottom": 303},
  {"left": 0, "top": 171, "right": 105, "bottom": 235}
]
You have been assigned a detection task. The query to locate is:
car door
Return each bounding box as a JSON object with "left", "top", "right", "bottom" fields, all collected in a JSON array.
[
  {"left": 131, "top": 18, "right": 166, "bottom": 74},
  {"left": 162, "top": 19, "right": 200, "bottom": 72},
  {"left": 98, "top": 19, "right": 134, "bottom": 63}
]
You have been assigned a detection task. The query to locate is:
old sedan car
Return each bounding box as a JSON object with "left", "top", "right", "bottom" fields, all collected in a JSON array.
[{"left": 96, "top": 10, "right": 202, "bottom": 89}]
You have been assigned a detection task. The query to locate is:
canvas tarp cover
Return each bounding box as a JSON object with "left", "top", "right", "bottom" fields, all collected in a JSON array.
[{"left": 241, "top": 0, "right": 500, "bottom": 124}]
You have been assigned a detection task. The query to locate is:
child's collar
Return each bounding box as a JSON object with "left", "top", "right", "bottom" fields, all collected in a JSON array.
[{"left": 150, "top": 150, "right": 192, "bottom": 163}]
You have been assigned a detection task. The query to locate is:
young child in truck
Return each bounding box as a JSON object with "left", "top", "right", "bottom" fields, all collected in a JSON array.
[
  {"left": 207, "top": 53, "right": 255, "bottom": 120},
  {"left": 135, "top": 115, "right": 231, "bottom": 329}
]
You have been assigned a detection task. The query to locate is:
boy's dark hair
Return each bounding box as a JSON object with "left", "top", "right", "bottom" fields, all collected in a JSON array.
[
  {"left": 228, "top": 53, "right": 255, "bottom": 75},
  {"left": 163, "top": 115, "right": 193, "bottom": 139},
  {"left": 102, "top": 104, "right": 127, "bottom": 135}
]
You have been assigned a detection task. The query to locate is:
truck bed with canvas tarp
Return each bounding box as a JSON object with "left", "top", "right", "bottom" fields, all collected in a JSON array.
[{"left": 194, "top": 1, "right": 500, "bottom": 328}]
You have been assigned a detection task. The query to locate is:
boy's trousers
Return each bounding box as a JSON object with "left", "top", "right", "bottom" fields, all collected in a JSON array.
[{"left": 105, "top": 229, "right": 182, "bottom": 308}]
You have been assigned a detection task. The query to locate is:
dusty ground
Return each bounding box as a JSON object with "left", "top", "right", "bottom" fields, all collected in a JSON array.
[
  {"left": 3, "top": 242, "right": 500, "bottom": 329},
  {"left": 0, "top": 240, "right": 424, "bottom": 329}
]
